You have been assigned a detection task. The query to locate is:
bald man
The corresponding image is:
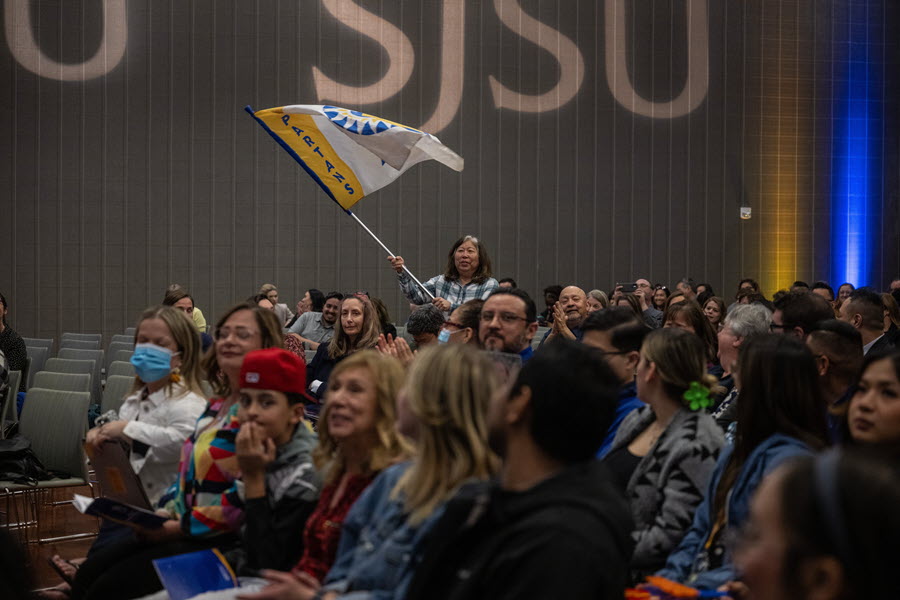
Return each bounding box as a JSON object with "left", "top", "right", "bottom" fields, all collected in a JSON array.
[{"left": 539, "top": 285, "right": 589, "bottom": 346}]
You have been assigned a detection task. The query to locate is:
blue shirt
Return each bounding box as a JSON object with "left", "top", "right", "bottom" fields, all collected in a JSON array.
[
  {"left": 323, "top": 463, "right": 446, "bottom": 600},
  {"left": 596, "top": 380, "right": 645, "bottom": 459}
]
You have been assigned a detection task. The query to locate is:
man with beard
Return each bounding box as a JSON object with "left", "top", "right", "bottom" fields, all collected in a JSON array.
[
  {"left": 540, "top": 285, "right": 589, "bottom": 345},
  {"left": 405, "top": 340, "right": 633, "bottom": 600},
  {"left": 286, "top": 291, "right": 342, "bottom": 351},
  {"left": 478, "top": 288, "right": 539, "bottom": 364}
]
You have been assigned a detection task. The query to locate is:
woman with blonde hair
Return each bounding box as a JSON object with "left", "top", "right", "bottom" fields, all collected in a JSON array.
[
  {"left": 47, "top": 306, "right": 209, "bottom": 594},
  {"left": 306, "top": 295, "right": 382, "bottom": 405},
  {"left": 603, "top": 327, "right": 725, "bottom": 580},
  {"left": 249, "top": 343, "right": 497, "bottom": 600},
  {"left": 70, "top": 303, "right": 284, "bottom": 600}
]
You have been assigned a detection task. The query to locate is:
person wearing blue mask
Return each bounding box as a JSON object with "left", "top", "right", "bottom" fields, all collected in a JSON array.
[
  {"left": 46, "top": 306, "right": 209, "bottom": 594},
  {"left": 85, "top": 305, "right": 208, "bottom": 504}
]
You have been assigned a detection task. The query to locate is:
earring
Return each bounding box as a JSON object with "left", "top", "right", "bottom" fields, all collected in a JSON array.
[{"left": 170, "top": 367, "right": 182, "bottom": 383}]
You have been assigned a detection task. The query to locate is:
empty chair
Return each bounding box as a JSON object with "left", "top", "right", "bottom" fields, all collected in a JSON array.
[
  {"left": 112, "top": 349, "right": 134, "bottom": 363},
  {"left": 124, "top": 327, "right": 136, "bottom": 336},
  {"left": 22, "top": 337, "right": 54, "bottom": 355},
  {"left": 18, "top": 388, "right": 91, "bottom": 481},
  {"left": 60, "top": 338, "right": 101, "bottom": 351},
  {"left": 61, "top": 332, "right": 102, "bottom": 343},
  {"left": 58, "top": 348, "right": 103, "bottom": 395},
  {"left": 42, "top": 358, "right": 95, "bottom": 402},
  {"left": 2, "top": 370, "right": 21, "bottom": 436},
  {"left": 107, "top": 361, "right": 136, "bottom": 378},
  {"left": 105, "top": 342, "right": 135, "bottom": 371},
  {"left": 109, "top": 334, "right": 134, "bottom": 345},
  {"left": 31, "top": 371, "right": 92, "bottom": 394},
  {"left": 101, "top": 375, "right": 136, "bottom": 414},
  {"left": 24, "top": 346, "right": 49, "bottom": 388}
]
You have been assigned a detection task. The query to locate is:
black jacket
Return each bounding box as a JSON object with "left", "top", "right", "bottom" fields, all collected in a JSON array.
[{"left": 405, "top": 460, "right": 634, "bottom": 600}]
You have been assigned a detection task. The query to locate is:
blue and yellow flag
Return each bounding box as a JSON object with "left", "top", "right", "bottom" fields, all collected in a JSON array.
[{"left": 246, "top": 105, "right": 464, "bottom": 210}]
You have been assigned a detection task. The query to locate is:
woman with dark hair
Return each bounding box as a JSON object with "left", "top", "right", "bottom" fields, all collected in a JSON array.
[
  {"left": 652, "top": 285, "right": 670, "bottom": 311},
  {"left": 387, "top": 235, "right": 499, "bottom": 314},
  {"left": 0, "top": 292, "right": 27, "bottom": 391},
  {"left": 69, "top": 303, "right": 285, "bottom": 600},
  {"left": 306, "top": 295, "right": 382, "bottom": 405},
  {"left": 162, "top": 289, "right": 213, "bottom": 352},
  {"left": 703, "top": 296, "right": 727, "bottom": 330},
  {"left": 657, "top": 335, "right": 828, "bottom": 589},
  {"left": 727, "top": 451, "right": 900, "bottom": 600},
  {"left": 664, "top": 301, "right": 719, "bottom": 364},
  {"left": 605, "top": 328, "right": 724, "bottom": 579},
  {"left": 441, "top": 299, "right": 484, "bottom": 345},
  {"left": 615, "top": 293, "right": 644, "bottom": 322},
  {"left": 845, "top": 350, "right": 900, "bottom": 448},
  {"left": 369, "top": 297, "right": 398, "bottom": 339}
]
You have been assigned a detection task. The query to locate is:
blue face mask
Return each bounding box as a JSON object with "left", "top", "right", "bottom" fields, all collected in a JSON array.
[{"left": 131, "top": 343, "right": 178, "bottom": 384}]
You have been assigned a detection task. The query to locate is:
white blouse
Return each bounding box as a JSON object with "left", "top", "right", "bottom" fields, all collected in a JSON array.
[{"left": 119, "top": 384, "right": 207, "bottom": 505}]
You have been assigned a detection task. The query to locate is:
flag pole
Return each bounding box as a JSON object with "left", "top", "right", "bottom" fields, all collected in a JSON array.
[{"left": 345, "top": 209, "right": 436, "bottom": 300}]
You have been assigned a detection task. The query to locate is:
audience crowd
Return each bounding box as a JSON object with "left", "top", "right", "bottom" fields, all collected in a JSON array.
[{"left": 2, "top": 237, "right": 900, "bottom": 600}]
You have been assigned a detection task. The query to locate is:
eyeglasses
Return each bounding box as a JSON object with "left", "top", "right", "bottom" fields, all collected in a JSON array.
[
  {"left": 444, "top": 320, "right": 465, "bottom": 329},
  {"left": 214, "top": 327, "right": 259, "bottom": 341},
  {"left": 480, "top": 312, "right": 528, "bottom": 325}
]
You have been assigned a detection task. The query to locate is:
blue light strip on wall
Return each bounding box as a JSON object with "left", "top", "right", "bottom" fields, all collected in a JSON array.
[{"left": 831, "top": 1, "right": 882, "bottom": 288}]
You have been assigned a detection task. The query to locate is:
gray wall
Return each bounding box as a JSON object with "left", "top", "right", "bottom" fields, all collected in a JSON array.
[{"left": 2, "top": 0, "right": 898, "bottom": 339}]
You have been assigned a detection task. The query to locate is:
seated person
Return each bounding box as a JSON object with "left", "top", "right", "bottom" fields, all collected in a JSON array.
[
  {"left": 47, "top": 306, "right": 207, "bottom": 593},
  {"left": 406, "top": 340, "right": 634, "bottom": 600},
  {"left": 245, "top": 344, "right": 498, "bottom": 600},
  {"left": 230, "top": 347, "right": 321, "bottom": 573},
  {"left": 287, "top": 292, "right": 342, "bottom": 351},
  {"left": 604, "top": 328, "right": 724, "bottom": 579},
  {"left": 69, "top": 303, "right": 285, "bottom": 600},
  {"left": 581, "top": 308, "right": 648, "bottom": 458},
  {"left": 405, "top": 304, "right": 444, "bottom": 348}
]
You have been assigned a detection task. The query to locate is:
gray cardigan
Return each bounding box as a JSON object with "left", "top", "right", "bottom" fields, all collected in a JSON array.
[{"left": 607, "top": 405, "right": 725, "bottom": 575}]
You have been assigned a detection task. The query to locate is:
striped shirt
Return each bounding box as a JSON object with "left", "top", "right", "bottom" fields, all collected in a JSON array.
[{"left": 398, "top": 272, "right": 499, "bottom": 312}]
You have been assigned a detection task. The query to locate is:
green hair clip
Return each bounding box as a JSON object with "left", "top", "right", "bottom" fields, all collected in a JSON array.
[{"left": 683, "top": 381, "right": 712, "bottom": 411}]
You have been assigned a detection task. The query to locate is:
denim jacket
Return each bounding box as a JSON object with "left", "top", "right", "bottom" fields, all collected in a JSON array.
[
  {"left": 656, "top": 434, "right": 815, "bottom": 589},
  {"left": 322, "top": 462, "right": 444, "bottom": 600}
]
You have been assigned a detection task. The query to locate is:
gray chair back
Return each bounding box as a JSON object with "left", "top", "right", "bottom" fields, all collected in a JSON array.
[
  {"left": 57, "top": 349, "right": 104, "bottom": 398},
  {"left": 107, "top": 361, "right": 136, "bottom": 378},
  {"left": 19, "top": 388, "right": 90, "bottom": 480},
  {"left": 105, "top": 342, "right": 135, "bottom": 371},
  {"left": 61, "top": 332, "right": 102, "bottom": 343},
  {"left": 102, "top": 375, "right": 136, "bottom": 414},
  {"left": 60, "top": 339, "right": 101, "bottom": 351},
  {"left": 25, "top": 346, "right": 49, "bottom": 388},
  {"left": 2, "top": 370, "right": 21, "bottom": 436},
  {"left": 112, "top": 349, "right": 134, "bottom": 363},
  {"left": 124, "top": 327, "right": 137, "bottom": 337},
  {"left": 43, "top": 358, "right": 95, "bottom": 402},
  {"left": 305, "top": 350, "right": 317, "bottom": 363},
  {"left": 22, "top": 337, "right": 54, "bottom": 355},
  {"left": 31, "top": 371, "right": 92, "bottom": 394},
  {"left": 109, "top": 334, "right": 134, "bottom": 345}
]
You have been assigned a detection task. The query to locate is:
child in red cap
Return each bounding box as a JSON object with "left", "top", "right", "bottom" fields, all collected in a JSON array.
[{"left": 232, "top": 347, "right": 322, "bottom": 572}]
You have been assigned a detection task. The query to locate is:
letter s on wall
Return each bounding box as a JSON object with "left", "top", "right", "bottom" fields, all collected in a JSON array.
[
  {"left": 489, "top": 0, "right": 585, "bottom": 113},
  {"left": 6, "top": 0, "right": 127, "bottom": 81},
  {"left": 314, "top": 0, "right": 415, "bottom": 105},
  {"left": 605, "top": 0, "right": 709, "bottom": 118}
]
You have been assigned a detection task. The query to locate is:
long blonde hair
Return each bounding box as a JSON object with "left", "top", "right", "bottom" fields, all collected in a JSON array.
[
  {"left": 313, "top": 351, "right": 412, "bottom": 483},
  {"left": 327, "top": 295, "right": 381, "bottom": 360},
  {"left": 392, "top": 344, "right": 498, "bottom": 525},
  {"left": 130, "top": 305, "right": 205, "bottom": 398}
]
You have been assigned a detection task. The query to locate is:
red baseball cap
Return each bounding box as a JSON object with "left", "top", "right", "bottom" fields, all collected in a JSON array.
[{"left": 239, "top": 348, "right": 310, "bottom": 400}]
